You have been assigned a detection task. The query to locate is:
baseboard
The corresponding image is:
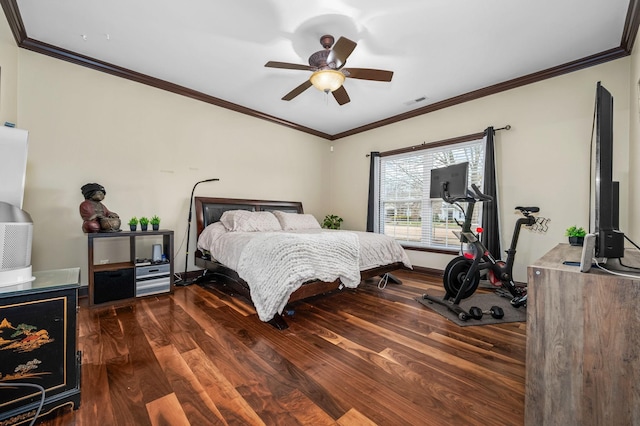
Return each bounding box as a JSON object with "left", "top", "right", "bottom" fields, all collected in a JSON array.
[
  {"left": 78, "top": 285, "right": 88, "bottom": 298},
  {"left": 410, "top": 265, "right": 444, "bottom": 277},
  {"left": 178, "top": 270, "right": 207, "bottom": 283}
]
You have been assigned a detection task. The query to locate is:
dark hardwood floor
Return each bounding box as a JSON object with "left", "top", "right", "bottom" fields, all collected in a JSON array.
[{"left": 37, "top": 270, "right": 526, "bottom": 425}]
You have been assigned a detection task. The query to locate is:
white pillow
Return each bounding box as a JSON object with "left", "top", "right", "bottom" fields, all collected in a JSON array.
[
  {"left": 220, "top": 210, "right": 282, "bottom": 232},
  {"left": 197, "top": 222, "right": 227, "bottom": 250},
  {"left": 273, "top": 210, "right": 321, "bottom": 230}
]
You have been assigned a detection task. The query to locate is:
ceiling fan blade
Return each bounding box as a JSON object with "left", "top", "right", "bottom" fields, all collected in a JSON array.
[
  {"left": 265, "top": 61, "right": 314, "bottom": 71},
  {"left": 343, "top": 68, "right": 394, "bottom": 82},
  {"left": 332, "top": 85, "right": 351, "bottom": 105},
  {"left": 327, "top": 37, "right": 357, "bottom": 69},
  {"left": 282, "top": 80, "right": 313, "bottom": 101}
]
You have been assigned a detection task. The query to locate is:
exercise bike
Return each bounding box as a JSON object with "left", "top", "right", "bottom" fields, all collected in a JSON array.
[{"left": 422, "top": 183, "right": 538, "bottom": 321}]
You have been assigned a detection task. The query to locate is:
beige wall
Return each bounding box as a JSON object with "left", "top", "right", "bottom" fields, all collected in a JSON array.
[
  {"left": 0, "top": 11, "right": 17, "bottom": 125},
  {"left": 630, "top": 37, "right": 640, "bottom": 240},
  {"left": 1, "top": 15, "right": 637, "bottom": 285},
  {"left": 10, "top": 48, "right": 330, "bottom": 285},
  {"left": 329, "top": 59, "right": 632, "bottom": 282}
]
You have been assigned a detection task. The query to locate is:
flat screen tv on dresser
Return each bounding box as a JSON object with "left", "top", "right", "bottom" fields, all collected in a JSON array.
[{"left": 591, "top": 82, "right": 625, "bottom": 262}]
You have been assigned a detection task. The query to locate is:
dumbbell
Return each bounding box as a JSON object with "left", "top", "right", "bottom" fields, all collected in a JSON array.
[{"left": 468, "top": 305, "right": 504, "bottom": 320}]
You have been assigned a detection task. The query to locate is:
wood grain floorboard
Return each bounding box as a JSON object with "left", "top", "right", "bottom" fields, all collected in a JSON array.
[
  {"left": 181, "top": 348, "right": 265, "bottom": 425},
  {"left": 152, "top": 344, "right": 226, "bottom": 425},
  {"left": 35, "top": 270, "right": 526, "bottom": 425},
  {"left": 146, "top": 393, "right": 190, "bottom": 426}
]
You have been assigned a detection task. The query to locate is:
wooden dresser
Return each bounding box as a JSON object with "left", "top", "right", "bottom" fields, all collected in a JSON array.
[{"left": 526, "top": 244, "right": 640, "bottom": 425}]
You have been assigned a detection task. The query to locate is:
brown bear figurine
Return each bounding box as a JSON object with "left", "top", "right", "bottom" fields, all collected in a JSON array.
[{"left": 79, "top": 183, "right": 121, "bottom": 233}]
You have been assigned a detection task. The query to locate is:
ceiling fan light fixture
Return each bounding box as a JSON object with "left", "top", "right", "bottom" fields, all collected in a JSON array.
[{"left": 310, "top": 70, "right": 345, "bottom": 93}]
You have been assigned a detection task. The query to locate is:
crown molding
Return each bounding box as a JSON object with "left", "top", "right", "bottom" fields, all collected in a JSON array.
[{"left": 2, "top": 0, "right": 638, "bottom": 141}]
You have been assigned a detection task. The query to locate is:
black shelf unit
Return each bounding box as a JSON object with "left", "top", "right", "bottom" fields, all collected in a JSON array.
[{"left": 87, "top": 229, "right": 174, "bottom": 306}]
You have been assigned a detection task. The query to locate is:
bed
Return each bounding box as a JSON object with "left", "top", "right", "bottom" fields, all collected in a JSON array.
[{"left": 194, "top": 197, "right": 412, "bottom": 329}]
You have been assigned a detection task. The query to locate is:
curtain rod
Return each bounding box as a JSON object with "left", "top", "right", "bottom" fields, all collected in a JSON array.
[
  {"left": 365, "top": 125, "right": 511, "bottom": 157},
  {"left": 495, "top": 125, "right": 511, "bottom": 131}
]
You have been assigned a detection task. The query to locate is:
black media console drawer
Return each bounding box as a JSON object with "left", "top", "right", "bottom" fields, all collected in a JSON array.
[{"left": 93, "top": 268, "right": 134, "bottom": 304}]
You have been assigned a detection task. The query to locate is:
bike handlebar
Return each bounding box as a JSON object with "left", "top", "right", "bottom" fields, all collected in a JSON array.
[
  {"left": 470, "top": 184, "right": 494, "bottom": 202},
  {"left": 442, "top": 183, "right": 494, "bottom": 204},
  {"left": 441, "top": 185, "right": 541, "bottom": 219}
]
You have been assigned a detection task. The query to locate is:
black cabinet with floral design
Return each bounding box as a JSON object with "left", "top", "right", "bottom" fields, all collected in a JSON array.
[{"left": 0, "top": 269, "right": 81, "bottom": 425}]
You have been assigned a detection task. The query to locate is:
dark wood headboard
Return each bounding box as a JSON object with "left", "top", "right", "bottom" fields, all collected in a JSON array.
[{"left": 194, "top": 197, "right": 304, "bottom": 236}]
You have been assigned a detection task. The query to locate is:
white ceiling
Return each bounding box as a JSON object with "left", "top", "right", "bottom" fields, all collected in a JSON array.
[{"left": 8, "top": 0, "right": 635, "bottom": 138}]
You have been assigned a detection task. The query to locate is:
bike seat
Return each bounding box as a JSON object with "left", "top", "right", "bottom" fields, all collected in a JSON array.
[{"left": 515, "top": 206, "right": 540, "bottom": 213}]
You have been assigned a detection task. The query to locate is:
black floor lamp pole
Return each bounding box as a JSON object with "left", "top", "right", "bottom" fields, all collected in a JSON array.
[{"left": 176, "top": 178, "right": 219, "bottom": 286}]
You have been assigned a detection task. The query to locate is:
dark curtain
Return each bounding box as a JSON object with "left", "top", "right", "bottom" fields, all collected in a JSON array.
[
  {"left": 366, "top": 151, "right": 380, "bottom": 232},
  {"left": 481, "top": 127, "right": 501, "bottom": 257}
]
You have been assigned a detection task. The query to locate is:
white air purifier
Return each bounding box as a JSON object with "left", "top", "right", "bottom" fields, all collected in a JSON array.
[
  {"left": 0, "top": 126, "right": 29, "bottom": 209},
  {"left": 0, "top": 201, "right": 34, "bottom": 292},
  {"left": 152, "top": 244, "right": 162, "bottom": 262}
]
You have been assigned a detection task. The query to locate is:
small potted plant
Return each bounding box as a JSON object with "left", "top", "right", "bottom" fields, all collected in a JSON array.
[
  {"left": 565, "top": 225, "right": 587, "bottom": 246},
  {"left": 150, "top": 215, "right": 161, "bottom": 231},
  {"left": 322, "top": 214, "right": 343, "bottom": 230},
  {"left": 139, "top": 216, "right": 149, "bottom": 231},
  {"left": 128, "top": 216, "right": 138, "bottom": 231}
]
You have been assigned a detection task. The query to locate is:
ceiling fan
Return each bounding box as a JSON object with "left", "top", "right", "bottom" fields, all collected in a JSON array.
[{"left": 265, "top": 35, "right": 394, "bottom": 105}]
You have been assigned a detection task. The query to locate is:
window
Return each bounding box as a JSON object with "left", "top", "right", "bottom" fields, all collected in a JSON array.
[{"left": 374, "top": 136, "right": 486, "bottom": 250}]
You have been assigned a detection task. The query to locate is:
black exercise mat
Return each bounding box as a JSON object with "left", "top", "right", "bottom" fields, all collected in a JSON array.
[{"left": 416, "top": 291, "right": 527, "bottom": 326}]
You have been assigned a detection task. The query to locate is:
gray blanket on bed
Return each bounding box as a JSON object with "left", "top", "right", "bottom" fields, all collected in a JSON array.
[{"left": 236, "top": 231, "right": 361, "bottom": 321}]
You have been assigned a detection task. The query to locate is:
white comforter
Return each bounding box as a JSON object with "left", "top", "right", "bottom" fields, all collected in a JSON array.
[
  {"left": 197, "top": 226, "right": 412, "bottom": 322},
  {"left": 237, "top": 231, "right": 360, "bottom": 321}
]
